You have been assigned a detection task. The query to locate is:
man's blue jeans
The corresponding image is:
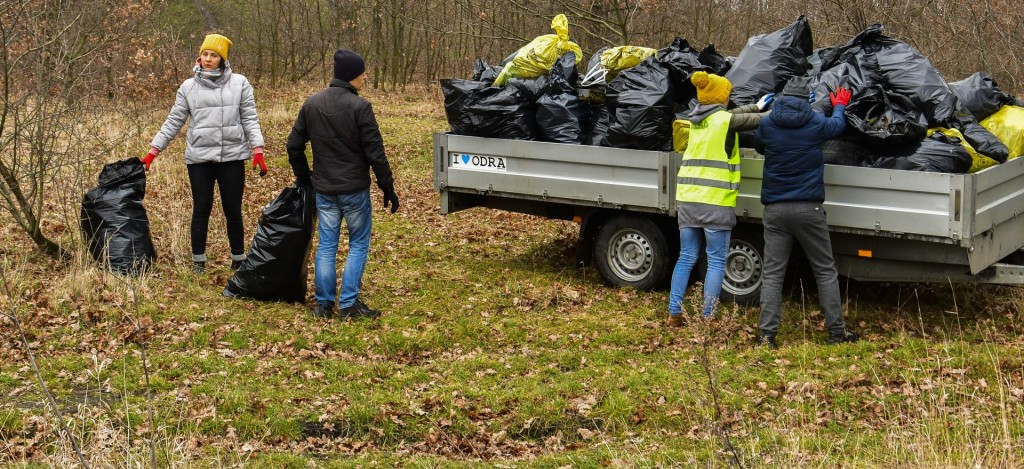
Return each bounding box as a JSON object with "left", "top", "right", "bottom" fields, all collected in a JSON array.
[
  {"left": 315, "top": 190, "right": 372, "bottom": 309},
  {"left": 668, "top": 227, "right": 731, "bottom": 317}
]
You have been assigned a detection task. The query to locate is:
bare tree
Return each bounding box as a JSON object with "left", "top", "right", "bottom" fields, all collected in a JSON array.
[{"left": 0, "top": 1, "right": 150, "bottom": 258}]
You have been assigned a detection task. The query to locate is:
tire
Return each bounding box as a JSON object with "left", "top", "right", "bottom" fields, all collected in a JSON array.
[
  {"left": 696, "top": 226, "right": 765, "bottom": 306},
  {"left": 593, "top": 215, "right": 673, "bottom": 291}
]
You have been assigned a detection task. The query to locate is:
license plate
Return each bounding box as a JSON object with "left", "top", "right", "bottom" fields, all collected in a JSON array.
[{"left": 451, "top": 153, "right": 507, "bottom": 172}]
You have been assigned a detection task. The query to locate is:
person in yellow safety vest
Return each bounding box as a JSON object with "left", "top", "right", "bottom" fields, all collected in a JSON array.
[{"left": 666, "top": 71, "right": 773, "bottom": 325}]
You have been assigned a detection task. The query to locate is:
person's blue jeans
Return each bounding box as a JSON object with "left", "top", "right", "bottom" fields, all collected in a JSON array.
[
  {"left": 314, "top": 190, "right": 372, "bottom": 309},
  {"left": 668, "top": 227, "right": 731, "bottom": 318}
]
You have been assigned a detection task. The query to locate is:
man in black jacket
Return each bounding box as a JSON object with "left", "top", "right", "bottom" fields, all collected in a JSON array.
[{"left": 287, "top": 49, "right": 399, "bottom": 320}]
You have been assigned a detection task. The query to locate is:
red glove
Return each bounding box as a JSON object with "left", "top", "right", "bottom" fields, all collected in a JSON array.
[
  {"left": 252, "top": 147, "right": 267, "bottom": 176},
  {"left": 830, "top": 87, "right": 852, "bottom": 107},
  {"left": 140, "top": 147, "right": 159, "bottom": 170}
]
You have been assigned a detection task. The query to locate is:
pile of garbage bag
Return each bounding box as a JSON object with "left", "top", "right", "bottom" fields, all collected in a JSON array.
[{"left": 440, "top": 14, "right": 1024, "bottom": 174}]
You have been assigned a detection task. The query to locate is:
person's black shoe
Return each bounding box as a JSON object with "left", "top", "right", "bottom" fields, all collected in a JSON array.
[
  {"left": 827, "top": 330, "right": 859, "bottom": 345},
  {"left": 313, "top": 303, "right": 335, "bottom": 319},
  {"left": 192, "top": 261, "right": 206, "bottom": 274},
  {"left": 756, "top": 334, "right": 778, "bottom": 349},
  {"left": 230, "top": 259, "right": 244, "bottom": 270},
  {"left": 339, "top": 300, "right": 382, "bottom": 320}
]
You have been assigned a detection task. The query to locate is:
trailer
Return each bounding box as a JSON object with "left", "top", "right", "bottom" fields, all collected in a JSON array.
[{"left": 434, "top": 132, "right": 1024, "bottom": 304}]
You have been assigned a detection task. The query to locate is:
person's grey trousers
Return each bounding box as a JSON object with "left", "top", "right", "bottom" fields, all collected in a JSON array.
[{"left": 758, "top": 201, "right": 847, "bottom": 336}]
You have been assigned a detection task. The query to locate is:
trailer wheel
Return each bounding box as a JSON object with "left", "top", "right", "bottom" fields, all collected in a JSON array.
[
  {"left": 594, "top": 215, "right": 672, "bottom": 290},
  {"left": 697, "top": 227, "right": 764, "bottom": 306}
]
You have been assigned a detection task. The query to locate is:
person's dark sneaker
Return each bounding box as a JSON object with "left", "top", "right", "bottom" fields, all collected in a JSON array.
[
  {"left": 339, "top": 300, "right": 382, "bottom": 320},
  {"left": 313, "top": 303, "right": 335, "bottom": 319},
  {"left": 192, "top": 261, "right": 206, "bottom": 274},
  {"left": 827, "top": 330, "right": 860, "bottom": 345},
  {"left": 756, "top": 334, "right": 778, "bottom": 349}
]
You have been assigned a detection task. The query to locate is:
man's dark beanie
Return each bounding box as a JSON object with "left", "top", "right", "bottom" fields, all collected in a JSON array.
[
  {"left": 782, "top": 75, "right": 812, "bottom": 98},
  {"left": 333, "top": 49, "right": 365, "bottom": 82}
]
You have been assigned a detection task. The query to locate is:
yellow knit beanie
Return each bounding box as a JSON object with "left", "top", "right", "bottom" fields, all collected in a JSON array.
[
  {"left": 199, "top": 34, "right": 232, "bottom": 61},
  {"left": 691, "top": 71, "right": 732, "bottom": 105}
]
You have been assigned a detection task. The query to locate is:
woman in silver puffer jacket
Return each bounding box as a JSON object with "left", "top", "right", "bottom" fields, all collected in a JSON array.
[{"left": 142, "top": 33, "right": 266, "bottom": 273}]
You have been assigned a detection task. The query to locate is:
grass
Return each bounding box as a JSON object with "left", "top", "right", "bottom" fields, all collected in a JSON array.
[{"left": 1, "top": 84, "right": 1023, "bottom": 467}]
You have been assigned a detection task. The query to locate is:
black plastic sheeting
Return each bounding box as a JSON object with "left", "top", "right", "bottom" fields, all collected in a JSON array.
[
  {"left": 725, "top": 16, "right": 813, "bottom": 106},
  {"left": 948, "top": 72, "right": 1015, "bottom": 122},
  {"left": 81, "top": 158, "right": 157, "bottom": 275},
  {"left": 603, "top": 57, "right": 675, "bottom": 150},
  {"left": 441, "top": 79, "right": 539, "bottom": 140},
  {"left": 536, "top": 52, "right": 586, "bottom": 144},
  {"left": 223, "top": 184, "right": 316, "bottom": 303}
]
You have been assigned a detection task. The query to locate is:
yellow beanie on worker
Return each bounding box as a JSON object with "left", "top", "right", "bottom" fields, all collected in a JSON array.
[
  {"left": 691, "top": 71, "right": 732, "bottom": 106},
  {"left": 199, "top": 34, "right": 232, "bottom": 60}
]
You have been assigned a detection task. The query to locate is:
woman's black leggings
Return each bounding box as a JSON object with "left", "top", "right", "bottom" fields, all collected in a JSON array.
[{"left": 187, "top": 161, "right": 245, "bottom": 259}]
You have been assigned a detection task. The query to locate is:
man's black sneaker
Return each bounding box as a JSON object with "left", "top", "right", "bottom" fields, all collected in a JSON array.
[
  {"left": 339, "top": 300, "right": 382, "bottom": 320},
  {"left": 827, "top": 330, "right": 860, "bottom": 345},
  {"left": 756, "top": 334, "right": 778, "bottom": 349},
  {"left": 313, "top": 303, "right": 335, "bottom": 319},
  {"left": 192, "top": 261, "right": 206, "bottom": 274}
]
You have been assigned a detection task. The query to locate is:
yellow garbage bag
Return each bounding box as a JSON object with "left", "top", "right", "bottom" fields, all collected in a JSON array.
[
  {"left": 980, "top": 105, "right": 1024, "bottom": 160},
  {"left": 927, "top": 127, "right": 996, "bottom": 173},
  {"left": 672, "top": 119, "right": 691, "bottom": 153},
  {"left": 582, "top": 46, "right": 657, "bottom": 86},
  {"left": 601, "top": 46, "right": 657, "bottom": 76},
  {"left": 493, "top": 14, "right": 583, "bottom": 86}
]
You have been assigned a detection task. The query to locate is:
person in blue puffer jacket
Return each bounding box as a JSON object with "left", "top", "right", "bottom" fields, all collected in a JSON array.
[{"left": 754, "top": 76, "right": 859, "bottom": 348}]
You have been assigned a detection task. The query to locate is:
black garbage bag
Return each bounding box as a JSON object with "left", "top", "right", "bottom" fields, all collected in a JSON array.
[
  {"left": 223, "top": 184, "right": 315, "bottom": 302},
  {"left": 698, "top": 44, "right": 731, "bottom": 76},
  {"left": 815, "top": 24, "right": 956, "bottom": 126},
  {"left": 822, "top": 138, "right": 875, "bottom": 167},
  {"left": 951, "top": 109, "right": 1009, "bottom": 163},
  {"left": 657, "top": 37, "right": 705, "bottom": 105},
  {"left": 725, "top": 16, "right": 813, "bottom": 106},
  {"left": 473, "top": 58, "right": 503, "bottom": 84},
  {"left": 583, "top": 103, "right": 611, "bottom": 146},
  {"left": 537, "top": 53, "right": 586, "bottom": 144},
  {"left": 80, "top": 158, "right": 156, "bottom": 275},
  {"left": 440, "top": 79, "right": 539, "bottom": 140},
  {"left": 604, "top": 57, "right": 675, "bottom": 150},
  {"left": 842, "top": 85, "right": 929, "bottom": 147},
  {"left": 868, "top": 132, "right": 973, "bottom": 173},
  {"left": 948, "top": 72, "right": 1015, "bottom": 121}
]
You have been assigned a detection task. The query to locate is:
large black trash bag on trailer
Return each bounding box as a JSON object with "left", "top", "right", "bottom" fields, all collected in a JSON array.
[
  {"left": 725, "top": 16, "right": 813, "bottom": 106},
  {"left": 440, "top": 79, "right": 538, "bottom": 140},
  {"left": 80, "top": 158, "right": 156, "bottom": 275},
  {"left": 472, "top": 58, "right": 503, "bottom": 84},
  {"left": 951, "top": 109, "right": 1009, "bottom": 163},
  {"left": 656, "top": 37, "right": 705, "bottom": 105},
  {"left": 947, "top": 72, "right": 1014, "bottom": 122},
  {"left": 698, "top": 44, "right": 731, "bottom": 76},
  {"left": 604, "top": 57, "right": 675, "bottom": 150},
  {"left": 537, "top": 52, "right": 586, "bottom": 144},
  {"left": 813, "top": 24, "right": 957, "bottom": 126},
  {"left": 223, "top": 184, "right": 316, "bottom": 302},
  {"left": 868, "top": 132, "right": 973, "bottom": 173}
]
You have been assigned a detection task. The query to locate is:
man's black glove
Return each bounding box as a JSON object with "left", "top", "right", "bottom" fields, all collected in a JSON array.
[
  {"left": 382, "top": 187, "right": 399, "bottom": 214},
  {"left": 295, "top": 175, "right": 312, "bottom": 188}
]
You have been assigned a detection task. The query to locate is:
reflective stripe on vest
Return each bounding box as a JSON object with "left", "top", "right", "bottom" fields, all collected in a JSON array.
[{"left": 675, "top": 110, "right": 741, "bottom": 207}]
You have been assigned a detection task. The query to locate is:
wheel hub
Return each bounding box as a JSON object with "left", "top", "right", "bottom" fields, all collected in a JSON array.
[{"left": 608, "top": 230, "right": 652, "bottom": 282}]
